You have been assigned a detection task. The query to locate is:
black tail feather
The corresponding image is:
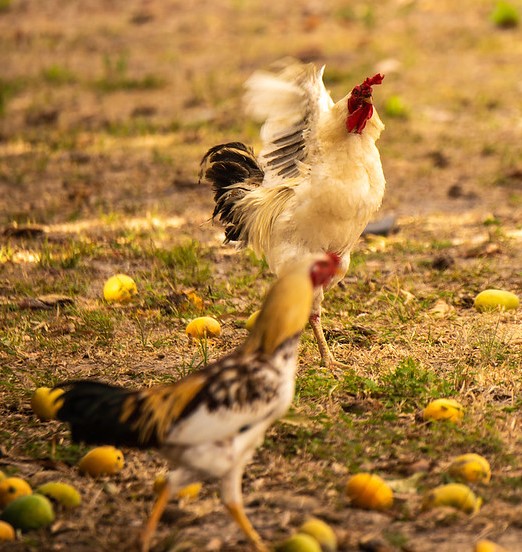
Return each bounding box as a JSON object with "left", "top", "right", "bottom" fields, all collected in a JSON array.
[
  {"left": 55, "top": 380, "right": 152, "bottom": 448},
  {"left": 200, "top": 142, "right": 263, "bottom": 243}
]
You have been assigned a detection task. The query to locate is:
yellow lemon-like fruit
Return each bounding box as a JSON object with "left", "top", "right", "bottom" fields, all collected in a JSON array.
[
  {"left": 36, "top": 482, "right": 81, "bottom": 508},
  {"left": 276, "top": 533, "right": 322, "bottom": 552},
  {"left": 422, "top": 398, "right": 464, "bottom": 423},
  {"left": 475, "top": 540, "right": 508, "bottom": 552},
  {"left": 474, "top": 289, "right": 519, "bottom": 312},
  {"left": 153, "top": 474, "right": 201, "bottom": 500},
  {"left": 177, "top": 482, "right": 202, "bottom": 500},
  {"left": 78, "top": 446, "right": 124, "bottom": 477},
  {"left": 0, "top": 494, "right": 55, "bottom": 532},
  {"left": 0, "top": 478, "right": 32, "bottom": 508},
  {"left": 0, "top": 521, "right": 15, "bottom": 541},
  {"left": 448, "top": 454, "right": 491, "bottom": 484},
  {"left": 0, "top": 471, "right": 6, "bottom": 482},
  {"left": 185, "top": 316, "right": 221, "bottom": 339},
  {"left": 299, "top": 517, "right": 337, "bottom": 552},
  {"left": 103, "top": 274, "right": 138, "bottom": 303},
  {"left": 245, "top": 310, "right": 261, "bottom": 332},
  {"left": 422, "top": 483, "right": 482, "bottom": 514},
  {"left": 30, "top": 387, "right": 64, "bottom": 420},
  {"left": 345, "top": 473, "right": 393, "bottom": 510}
]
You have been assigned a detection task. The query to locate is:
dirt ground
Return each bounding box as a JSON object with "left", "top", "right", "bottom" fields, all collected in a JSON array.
[{"left": 1, "top": 0, "right": 522, "bottom": 551}]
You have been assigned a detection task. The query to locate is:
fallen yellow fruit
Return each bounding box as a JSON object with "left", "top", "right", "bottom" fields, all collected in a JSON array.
[
  {"left": 422, "top": 398, "right": 464, "bottom": 423},
  {"left": 448, "top": 453, "right": 491, "bottom": 484},
  {"left": 299, "top": 517, "right": 337, "bottom": 552},
  {"left": 103, "top": 274, "right": 138, "bottom": 303},
  {"left": 345, "top": 473, "right": 393, "bottom": 510},
  {"left": 36, "top": 482, "right": 81, "bottom": 508},
  {"left": 0, "top": 471, "right": 5, "bottom": 482},
  {"left": 78, "top": 446, "right": 124, "bottom": 477},
  {"left": 0, "top": 477, "right": 32, "bottom": 508},
  {"left": 475, "top": 539, "right": 508, "bottom": 552},
  {"left": 153, "top": 474, "right": 201, "bottom": 500},
  {"left": 245, "top": 310, "right": 260, "bottom": 332},
  {"left": 185, "top": 316, "right": 221, "bottom": 339},
  {"left": 276, "top": 533, "right": 322, "bottom": 552},
  {"left": 474, "top": 289, "right": 519, "bottom": 312},
  {"left": 422, "top": 483, "right": 482, "bottom": 514},
  {"left": 0, "top": 520, "right": 15, "bottom": 541},
  {"left": 30, "top": 387, "right": 64, "bottom": 420}
]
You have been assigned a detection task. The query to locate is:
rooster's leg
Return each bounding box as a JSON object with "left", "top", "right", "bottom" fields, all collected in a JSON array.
[
  {"left": 309, "top": 292, "right": 347, "bottom": 371},
  {"left": 140, "top": 469, "right": 192, "bottom": 552},
  {"left": 222, "top": 466, "right": 268, "bottom": 552}
]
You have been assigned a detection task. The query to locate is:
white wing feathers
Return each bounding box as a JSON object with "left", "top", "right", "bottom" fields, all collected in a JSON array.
[{"left": 243, "top": 62, "right": 334, "bottom": 183}]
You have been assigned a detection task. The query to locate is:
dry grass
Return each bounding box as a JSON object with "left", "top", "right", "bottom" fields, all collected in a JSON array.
[{"left": 1, "top": 0, "right": 522, "bottom": 551}]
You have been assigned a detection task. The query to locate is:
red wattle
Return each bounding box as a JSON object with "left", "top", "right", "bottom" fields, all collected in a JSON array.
[{"left": 346, "top": 103, "right": 373, "bottom": 134}]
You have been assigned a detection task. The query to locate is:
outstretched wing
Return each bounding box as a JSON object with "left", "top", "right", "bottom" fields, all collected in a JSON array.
[{"left": 244, "top": 60, "right": 333, "bottom": 184}]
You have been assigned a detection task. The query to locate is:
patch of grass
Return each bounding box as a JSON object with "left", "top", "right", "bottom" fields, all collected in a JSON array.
[
  {"left": 41, "top": 64, "right": 78, "bottom": 85},
  {"left": 491, "top": 1, "right": 520, "bottom": 28},
  {"left": 94, "top": 54, "right": 165, "bottom": 92},
  {"left": 379, "top": 357, "right": 455, "bottom": 407},
  {"left": 152, "top": 240, "right": 212, "bottom": 286},
  {"left": 0, "top": 77, "right": 25, "bottom": 115}
]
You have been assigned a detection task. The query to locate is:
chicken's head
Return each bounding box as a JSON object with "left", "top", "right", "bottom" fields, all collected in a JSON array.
[{"left": 346, "top": 74, "right": 384, "bottom": 134}]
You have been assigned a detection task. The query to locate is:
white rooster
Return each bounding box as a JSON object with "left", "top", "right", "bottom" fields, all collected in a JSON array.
[{"left": 201, "top": 60, "right": 386, "bottom": 369}]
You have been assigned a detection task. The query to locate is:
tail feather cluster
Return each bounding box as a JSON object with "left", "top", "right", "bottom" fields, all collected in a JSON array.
[
  {"left": 200, "top": 142, "right": 264, "bottom": 243},
  {"left": 55, "top": 381, "right": 151, "bottom": 447}
]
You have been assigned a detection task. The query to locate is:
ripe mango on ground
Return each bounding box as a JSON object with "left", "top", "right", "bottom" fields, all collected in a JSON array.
[
  {"left": 30, "top": 387, "right": 64, "bottom": 420},
  {"left": 299, "top": 517, "right": 337, "bottom": 552},
  {"left": 36, "top": 482, "right": 81, "bottom": 508},
  {"left": 422, "top": 483, "right": 482, "bottom": 514},
  {"left": 103, "top": 274, "right": 138, "bottom": 303},
  {"left": 78, "top": 446, "right": 124, "bottom": 476},
  {"left": 185, "top": 316, "right": 221, "bottom": 338},
  {"left": 422, "top": 398, "right": 464, "bottom": 423},
  {"left": 474, "top": 289, "right": 519, "bottom": 312},
  {"left": 448, "top": 453, "right": 491, "bottom": 484},
  {"left": 0, "top": 477, "right": 32, "bottom": 508},
  {"left": 345, "top": 473, "right": 393, "bottom": 510}
]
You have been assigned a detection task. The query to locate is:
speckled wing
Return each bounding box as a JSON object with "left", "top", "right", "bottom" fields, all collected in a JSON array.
[
  {"left": 164, "top": 351, "right": 287, "bottom": 446},
  {"left": 244, "top": 60, "right": 333, "bottom": 184}
]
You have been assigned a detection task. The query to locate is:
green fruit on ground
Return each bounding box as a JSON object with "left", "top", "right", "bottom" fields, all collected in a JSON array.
[
  {"left": 36, "top": 482, "right": 81, "bottom": 508},
  {"left": 1, "top": 494, "right": 55, "bottom": 532},
  {"left": 299, "top": 518, "right": 337, "bottom": 552}
]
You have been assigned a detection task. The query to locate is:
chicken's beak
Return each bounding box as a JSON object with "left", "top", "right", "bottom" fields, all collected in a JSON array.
[{"left": 363, "top": 97, "right": 373, "bottom": 104}]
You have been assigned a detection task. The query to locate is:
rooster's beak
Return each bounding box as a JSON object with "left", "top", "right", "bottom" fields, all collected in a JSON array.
[{"left": 363, "top": 97, "right": 373, "bottom": 104}]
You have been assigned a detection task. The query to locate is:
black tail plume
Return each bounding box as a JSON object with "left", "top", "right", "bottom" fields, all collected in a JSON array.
[
  {"left": 200, "top": 142, "right": 263, "bottom": 243},
  {"left": 55, "top": 380, "right": 153, "bottom": 448}
]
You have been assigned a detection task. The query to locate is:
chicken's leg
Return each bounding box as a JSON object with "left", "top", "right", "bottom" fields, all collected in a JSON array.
[
  {"left": 141, "top": 477, "right": 171, "bottom": 552},
  {"left": 222, "top": 466, "right": 268, "bottom": 552},
  {"left": 309, "top": 291, "right": 347, "bottom": 370},
  {"left": 140, "top": 469, "right": 193, "bottom": 552}
]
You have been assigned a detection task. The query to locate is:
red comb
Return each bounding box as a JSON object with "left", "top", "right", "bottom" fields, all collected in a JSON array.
[
  {"left": 364, "top": 73, "right": 385, "bottom": 87},
  {"left": 346, "top": 73, "right": 385, "bottom": 133}
]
